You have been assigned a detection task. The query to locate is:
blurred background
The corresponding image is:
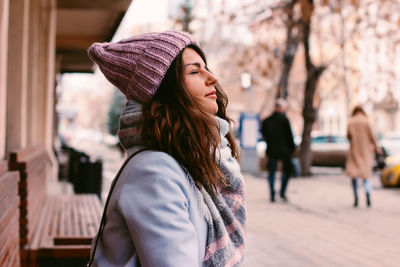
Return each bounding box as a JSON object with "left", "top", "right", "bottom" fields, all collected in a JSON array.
[
  {"left": 1, "top": 0, "right": 400, "bottom": 266},
  {"left": 53, "top": 0, "right": 400, "bottom": 176}
]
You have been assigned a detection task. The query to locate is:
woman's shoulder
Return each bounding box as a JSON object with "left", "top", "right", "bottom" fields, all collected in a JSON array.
[
  {"left": 121, "top": 148, "right": 192, "bottom": 189},
  {"left": 117, "top": 148, "right": 197, "bottom": 213},
  {"left": 127, "top": 149, "right": 183, "bottom": 170}
]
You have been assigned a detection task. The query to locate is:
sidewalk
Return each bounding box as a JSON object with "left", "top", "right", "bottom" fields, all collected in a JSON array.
[{"left": 243, "top": 169, "right": 400, "bottom": 267}]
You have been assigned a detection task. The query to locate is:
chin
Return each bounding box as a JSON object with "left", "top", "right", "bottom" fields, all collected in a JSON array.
[
  {"left": 210, "top": 105, "right": 218, "bottom": 115},
  {"left": 201, "top": 100, "right": 218, "bottom": 114}
]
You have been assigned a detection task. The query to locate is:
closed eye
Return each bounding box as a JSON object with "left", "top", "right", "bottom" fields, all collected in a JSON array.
[{"left": 186, "top": 62, "right": 205, "bottom": 74}]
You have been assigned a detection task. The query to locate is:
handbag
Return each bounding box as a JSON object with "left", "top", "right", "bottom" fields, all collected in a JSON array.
[
  {"left": 87, "top": 148, "right": 148, "bottom": 267},
  {"left": 375, "top": 151, "right": 386, "bottom": 169}
]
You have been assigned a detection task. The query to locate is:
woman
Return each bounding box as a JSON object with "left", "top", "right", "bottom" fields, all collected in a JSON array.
[
  {"left": 87, "top": 31, "right": 246, "bottom": 266},
  {"left": 345, "top": 105, "right": 381, "bottom": 208}
]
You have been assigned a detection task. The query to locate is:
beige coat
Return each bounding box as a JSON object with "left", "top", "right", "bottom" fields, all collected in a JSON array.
[{"left": 345, "top": 113, "right": 378, "bottom": 179}]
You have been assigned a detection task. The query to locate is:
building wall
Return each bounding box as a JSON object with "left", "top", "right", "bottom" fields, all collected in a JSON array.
[
  {"left": 0, "top": 0, "right": 9, "bottom": 159},
  {"left": 1, "top": 0, "right": 56, "bottom": 161},
  {"left": 6, "top": 0, "right": 30, "bottom": 151}
]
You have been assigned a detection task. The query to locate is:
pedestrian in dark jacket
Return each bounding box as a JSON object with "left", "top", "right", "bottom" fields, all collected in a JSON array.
[{"left": 261, "top": 98, "right": 295, "bottom": 202}]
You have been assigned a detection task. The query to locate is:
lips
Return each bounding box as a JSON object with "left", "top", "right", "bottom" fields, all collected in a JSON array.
[{"left": 205, "top": 90, "right": 217, "bottom": 98}]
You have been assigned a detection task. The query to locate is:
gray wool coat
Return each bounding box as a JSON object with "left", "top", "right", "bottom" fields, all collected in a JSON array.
[{"left": 91, "top": 147, "right": 208, "bottom": 267}]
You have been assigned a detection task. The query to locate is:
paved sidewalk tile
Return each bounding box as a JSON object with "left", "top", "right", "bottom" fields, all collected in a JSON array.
[{"left": 243, "top": 170, "right": 400, "bottom": 267}]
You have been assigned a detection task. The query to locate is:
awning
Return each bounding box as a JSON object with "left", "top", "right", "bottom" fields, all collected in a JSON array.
[{"left": 56, "top": 0, "right": 132, "bottom": 73}]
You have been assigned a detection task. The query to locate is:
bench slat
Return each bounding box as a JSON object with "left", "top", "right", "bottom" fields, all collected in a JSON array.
[
  {"left": 0, "top": 201, "right": 19, "bottom": 236},
  {"left": 0, "top": 171, "right": 19, "bottom": 198},
  {"left": 0, "top": 160, "right": 8, "bottom": 177},
  {"left": 51, "top": 197, "right": 62, "bottom": 239},
  {"left": 0, "top": 173, "right": 19, "bottom": 224},
  {"left": 1, "top": 230, "right": 19, "bottom": 267},
  {"left": 9, "top": 147, "right": 47, "bottom": 169},
  {"left": 0, "top": 213, "right": 19, "bottom": 265},
  {"left": 7, "top": 247, "right": 20, "bottom": 267},
  {"left": 10, "top": 157, "right": 47, "bottom": 180},
  {"left": 63, "top": 197, "right": 72, "bottom": 237},
  {"left": 71, "top": 195, "right": 80, "bottom": 236},
  {"left": 7, "top": 246, "right": 20, "bottom": 267},
  {"left": 19, "top": 194, "right": 46, "bottom": 245},
  {"left": 53, "top": 237, "right": 92, "bottom": 246},
  {"left": 9, "top": 147, "right": 43, "bottom": 162},
  {"left": 20, "top": 177, "right": 46, "bottom": 208},
  {"left": 82, "top": 195, "right": 98, "bottom": 237},
  {"left": 38, "top": 245, "right": 91, "bottom": 258},
  {"left": 88, "top": 194, "right": 102, "bottom": 236},
  {"left": 79, "top": 196, "right": 91, "bottom": 237},
  {"left": 29, "top": 198, "right": 54, "bottom": 250},
  {"left": 77, "top": 196, "right": 89, "bottom": 237}
]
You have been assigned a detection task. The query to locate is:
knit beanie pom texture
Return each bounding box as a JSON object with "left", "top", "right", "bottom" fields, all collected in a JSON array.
[{"left": 88, "top": 30, "right": 199, "bottom": 103}]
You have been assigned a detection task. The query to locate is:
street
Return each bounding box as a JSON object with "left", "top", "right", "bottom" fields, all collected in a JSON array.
[{"left": 243, "top": 169, "right": 400, "bottom": 267}]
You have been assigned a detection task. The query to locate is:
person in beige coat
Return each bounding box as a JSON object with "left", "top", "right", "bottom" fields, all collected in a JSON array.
[{"left": 345, "top": 105, "right": 381, "bottom": 208}]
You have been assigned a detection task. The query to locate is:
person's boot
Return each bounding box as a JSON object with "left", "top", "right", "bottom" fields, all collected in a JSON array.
[
  {"left": 353, "top": 196, "right": 358, "bottom": 207},
  {"left": 366, "top": 193, "right": 371, "bottom": 207},
  {"left": 351, "top": 179, "right": 358, "bottom": 208},
  {"left": 270, "top": 192, "right": 275, "bottom": 202}
]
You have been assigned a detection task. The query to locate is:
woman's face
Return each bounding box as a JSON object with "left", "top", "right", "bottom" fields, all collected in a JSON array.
[{"left": 181, "top": 47, "right": 219, "bottom": 114}]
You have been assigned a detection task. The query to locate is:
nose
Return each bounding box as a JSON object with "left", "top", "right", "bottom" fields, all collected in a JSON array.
[{"left": 205, "top": 71, "right": 218, "bottom": 87}]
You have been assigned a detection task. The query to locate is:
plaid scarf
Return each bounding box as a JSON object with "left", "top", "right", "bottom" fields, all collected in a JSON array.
[{"left": 118, "top": 100, "right": 246, "bottom": 266}]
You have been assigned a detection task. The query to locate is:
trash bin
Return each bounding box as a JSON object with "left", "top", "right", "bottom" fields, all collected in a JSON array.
[
  {"left": 62, "top": 146, "right": 103, "bottom": 199},
  {"left": 76, "top": 158, "right": 103, "bottom": 199},
  {"left": 68, "top": 149, "right": 89, "bottom": 185}
]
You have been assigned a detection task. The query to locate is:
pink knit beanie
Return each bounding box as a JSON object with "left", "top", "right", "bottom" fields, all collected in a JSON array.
[{"left": 88, "top": 30, "right": 199, "bottom": 103}]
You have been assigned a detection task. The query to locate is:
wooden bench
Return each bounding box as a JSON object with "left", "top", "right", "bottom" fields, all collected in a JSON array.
[
  {"left": 0, "top": 160, "right": 20, "bottom": 267},
  {"left": 9, "top": 147, "right": 102, "bottom": 267}
]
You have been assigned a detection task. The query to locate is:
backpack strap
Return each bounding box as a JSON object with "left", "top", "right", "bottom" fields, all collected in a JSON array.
[{"left": 87, "top": 148, "right": 149, "bottom": 266}]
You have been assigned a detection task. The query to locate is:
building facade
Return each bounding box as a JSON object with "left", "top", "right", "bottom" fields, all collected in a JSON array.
[{"left": 1, "top": 0, "right": 131, "bottom": 184}]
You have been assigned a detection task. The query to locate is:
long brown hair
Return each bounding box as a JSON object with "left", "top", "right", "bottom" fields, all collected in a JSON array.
[
  {"left": 351, "top": 105, "right": 366, "bottom": 117},
  {"left": 141, "top": 45, "right": 238, "bottom": 193}
]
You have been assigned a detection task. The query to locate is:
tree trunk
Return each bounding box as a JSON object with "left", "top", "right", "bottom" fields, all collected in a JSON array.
[
  {"left": 298, "top": 0, "right": 326, "bottom": 176},
  {"left": 277, "top": 0, "right": 299, "bottom": 99},
  {"left": 299, "top": 66, "right": 325, "bottom": 176},
  {"left": 339, "top": 5, "right": 351, "bottom": 117}
]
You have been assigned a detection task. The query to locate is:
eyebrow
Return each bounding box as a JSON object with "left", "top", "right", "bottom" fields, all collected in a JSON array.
[{"left": 184, "top": 62, "right": 204, "bottom": 68}]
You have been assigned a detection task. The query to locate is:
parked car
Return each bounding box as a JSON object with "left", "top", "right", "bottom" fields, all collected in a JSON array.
[
  {"left": 381, "top": 154, "right": 400, "bottom": 187},
  {"left": 380, "top": 132, "right": 400, "bottom": 187},
  {"left": 256, "top": 134, "right": 349, "bottom": 171},
  {"left": 380, "top": 131, "right": 400, "bottom": 157},
  {"left": 310, "top": 135, "right": 349, "bottom": 168},
  {"left": 311, "top": 134, "right": 388, "bottom": 169}
]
